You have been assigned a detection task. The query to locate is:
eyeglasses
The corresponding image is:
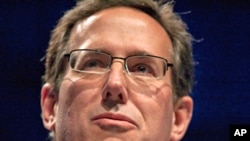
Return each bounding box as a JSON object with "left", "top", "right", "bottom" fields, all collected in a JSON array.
[{"left": 64, "top": 49, "right": 173, "bottom": 79}]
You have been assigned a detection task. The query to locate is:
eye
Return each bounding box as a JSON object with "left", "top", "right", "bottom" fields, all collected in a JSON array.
[
  {"left": 79, "top": 58, "right": 107, "bottom": 71},
  {"left": 134, "top": 64, "right": 149, "bottom": 73},
  {"left": 129, "top": 63, "right": 154, "bottom": 77},
  {"left": 84, "top": 59, "right": 105, "bottom": 68},
  {"left": 72, "top": 55, "right": 108, "bottom": 72},
  {"left": 69, "top": 50, "right": 112, "bottom": 73}
]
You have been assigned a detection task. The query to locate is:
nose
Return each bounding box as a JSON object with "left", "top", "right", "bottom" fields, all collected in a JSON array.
[{"left": 102, "top": 60, "right": 128, "bottom": 107}]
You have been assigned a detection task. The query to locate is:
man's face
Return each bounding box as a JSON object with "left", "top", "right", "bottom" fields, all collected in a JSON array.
[{"left": 41, "top": 6, "right": 193, "bottom": 141}]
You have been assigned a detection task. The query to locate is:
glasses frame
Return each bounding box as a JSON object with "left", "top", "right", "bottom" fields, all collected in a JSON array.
[{"left": 64, "top": 49, "right": 173, "bottom": 79}]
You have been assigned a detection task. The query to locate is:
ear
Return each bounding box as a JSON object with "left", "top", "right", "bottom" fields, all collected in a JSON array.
[
  {"left": 41, "top": 83, "right": 58, "bottom": 131},
  {"left": 170, "top": 96, "right": 193, "bottom": 141}
]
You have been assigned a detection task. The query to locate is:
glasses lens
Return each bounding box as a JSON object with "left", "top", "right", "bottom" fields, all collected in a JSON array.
[
  {"left": 126, "top": 56, "right": 166, "bottom": 79},
  {"left": 69, "top": 50, "right": 111, "bottom": 73}
]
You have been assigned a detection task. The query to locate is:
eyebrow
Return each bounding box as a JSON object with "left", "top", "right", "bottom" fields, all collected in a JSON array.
[
  {"left": 73, "top": 46, "right": 154, "bottom": 57},
  {"left": 130, "top": 50, "right": 152, "bottom": 56}
]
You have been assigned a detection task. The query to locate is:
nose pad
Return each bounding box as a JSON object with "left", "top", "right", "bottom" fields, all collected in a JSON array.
[{"left": 102, "top": 62, "right": 128, "bottom": 107}]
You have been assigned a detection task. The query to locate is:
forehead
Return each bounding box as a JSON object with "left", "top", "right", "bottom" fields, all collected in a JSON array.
[{"left": 69, "top": 6, "right": 172, "bottom": 58}]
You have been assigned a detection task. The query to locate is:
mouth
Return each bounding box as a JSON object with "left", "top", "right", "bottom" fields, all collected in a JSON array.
[{"left": 91, "top": 113, "right": 137, "bottom": 131}]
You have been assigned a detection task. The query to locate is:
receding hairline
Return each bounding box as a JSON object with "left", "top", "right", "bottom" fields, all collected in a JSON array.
[{"left": 68, "top": 6, "right": 173, "bottom": 57}]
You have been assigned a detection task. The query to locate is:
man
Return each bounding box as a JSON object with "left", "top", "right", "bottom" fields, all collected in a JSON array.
[{"left": 41, "top": 0, "right": 194, "bottom": 140}]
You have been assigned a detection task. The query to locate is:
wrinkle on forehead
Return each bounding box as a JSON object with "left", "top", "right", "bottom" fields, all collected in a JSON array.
[
  {"left": 70, "top": 6, "right": 172, "bottom": 59},
  {"left": 72, "top": 6, "right": 169, "bottom": 39}
]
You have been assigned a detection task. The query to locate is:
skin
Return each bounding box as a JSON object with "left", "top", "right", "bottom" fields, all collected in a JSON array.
[{"left": 41, "top": 7, "right": 193, "bottom": 141}]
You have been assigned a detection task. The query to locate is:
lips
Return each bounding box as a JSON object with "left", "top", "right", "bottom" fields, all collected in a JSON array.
[{"left": 91, "top": 113, "right": 137, "bottom": 131}]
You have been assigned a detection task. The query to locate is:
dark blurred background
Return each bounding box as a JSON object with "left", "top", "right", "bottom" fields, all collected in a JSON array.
[{"left": 0, "top": 0, "right": 249, "bottom": 140}]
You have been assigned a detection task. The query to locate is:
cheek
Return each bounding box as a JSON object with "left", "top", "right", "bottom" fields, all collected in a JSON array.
[
  {"left": 55, "top": 74, "right": 107, "bottom": 137},
  {"left": 128, "top": 78, "right": 174, "bottom": 136},
  {"left": 58, "top": 73, "right": 109, "bottom": 112},
  {"left": 58, "top": 72, "right": 108, "bottom": 107},
  {"left": 138, "top": 85, "right": 173, "bottom": 122},
  {"left": 128, "top": 76, "right": 173, "bottom": 111}
]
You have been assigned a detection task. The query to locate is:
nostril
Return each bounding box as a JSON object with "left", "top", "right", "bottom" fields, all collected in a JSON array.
[
  {"left": 104, "top": 92, "right": 124, "bottom": 102},
  {"left": 106, "top": 92, "right": 112, "bottom": 98},
  {"left": 119, "top": 94, "right": 123, "bottom": 100}
]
